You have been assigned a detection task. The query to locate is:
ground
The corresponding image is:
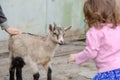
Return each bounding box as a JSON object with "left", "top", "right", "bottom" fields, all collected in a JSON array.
[{"left": 0, "top": 40, "right": 97, "bottom": 80}]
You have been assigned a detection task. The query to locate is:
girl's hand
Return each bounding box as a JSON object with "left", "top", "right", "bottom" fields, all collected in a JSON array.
[{"left": 67, "top": 54, "right": 76, "bottom": 63}]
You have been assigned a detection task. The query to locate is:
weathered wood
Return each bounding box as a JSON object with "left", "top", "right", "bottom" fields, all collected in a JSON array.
[{"left": 64, "top": 28, "right": 86, "bottom": 41}]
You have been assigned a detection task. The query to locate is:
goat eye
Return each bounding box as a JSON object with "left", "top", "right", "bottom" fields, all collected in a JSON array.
[{"left": 53, "top": 33, "right": 57, "bottom": 35}]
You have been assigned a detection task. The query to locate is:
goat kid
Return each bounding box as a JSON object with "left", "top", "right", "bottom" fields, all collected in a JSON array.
[{"left": 8, "top": 24, "right": 71, "bottom": 80}]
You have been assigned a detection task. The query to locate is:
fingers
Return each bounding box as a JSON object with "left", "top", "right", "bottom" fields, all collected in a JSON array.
[
  {"left": 67, "top": 58, "right": 70, "bottom": 64},
  {"left": 11, "top": 28, "right": 22, "bottom": 34},
  {"left": 5, "top": 27, "right": 22, "bottom": 35},
  {"left": 67, "top": 54, "right": 75, "bottom": 64},
  {"left": 13, "top": 29, "right": 22, "bottom": 34}
]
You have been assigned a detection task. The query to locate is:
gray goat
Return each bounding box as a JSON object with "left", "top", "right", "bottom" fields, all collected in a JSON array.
[{"left": 8, "top": 24, "right": 71, "bottom": 80}]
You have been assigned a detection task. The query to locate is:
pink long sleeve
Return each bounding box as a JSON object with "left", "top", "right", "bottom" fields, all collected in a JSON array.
[
  {"left": 75, "top": 25, "right": 120, "bottom": 72},
  {"left": 75, "top": 28, "right": 100, "bottom": 64}
]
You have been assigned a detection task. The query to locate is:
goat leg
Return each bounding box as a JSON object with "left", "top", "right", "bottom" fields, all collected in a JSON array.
[
  {"left": 9, "top": 65, "right": 15, "bottom": 80},
  {"left": 47, "top": 67, "right": 52, "bottom": 80},
  {"left": 29, "top": 60, "right": 40, "bottom": 80},
  {"left": 16, "top": 67, "right": 23, "bottom": 80},
  {"left": 33, "top": 73, "right": 40, "bottom": 80},
  {"left": 9, "top": 57, "right": 16, "bottom": 80},
  {"left": 14, "top": 57, "right": 25, "bottom": 80}
]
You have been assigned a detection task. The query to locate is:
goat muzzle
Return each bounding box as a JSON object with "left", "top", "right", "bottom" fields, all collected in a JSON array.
[{"left": 58, "top": 41, "right": 64, "bottom": 45}]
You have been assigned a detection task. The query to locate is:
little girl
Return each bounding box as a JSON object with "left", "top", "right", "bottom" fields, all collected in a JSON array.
[{"left": 67, "top": 0, "right": 120, "bottom": 80}]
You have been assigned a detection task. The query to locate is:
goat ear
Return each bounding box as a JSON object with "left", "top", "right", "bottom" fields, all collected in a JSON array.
[
  {"left": 64, "top": 26, "right": 72, "bottom": 32},
  {"left": 49, "top": 24, "right": 53, "bottom": 32}
]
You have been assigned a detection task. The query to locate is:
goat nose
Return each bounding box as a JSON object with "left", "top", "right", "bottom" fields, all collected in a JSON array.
[{"left": 59, "top": 41, "right": 64, "bottom": 45}]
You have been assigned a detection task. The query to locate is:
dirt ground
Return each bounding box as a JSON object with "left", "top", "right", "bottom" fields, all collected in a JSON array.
[{"left": 0, "top": 40, "right": 97, "bottom": 80}]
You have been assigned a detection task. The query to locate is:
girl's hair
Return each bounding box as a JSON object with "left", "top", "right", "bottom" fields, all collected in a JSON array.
[{"left": 84, "top": 0, "right": 120, "bottom": 28}]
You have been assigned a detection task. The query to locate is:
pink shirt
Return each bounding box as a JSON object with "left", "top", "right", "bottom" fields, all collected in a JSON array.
[{"left": 75, "top": 24, "right": 120, "bottom": 73}]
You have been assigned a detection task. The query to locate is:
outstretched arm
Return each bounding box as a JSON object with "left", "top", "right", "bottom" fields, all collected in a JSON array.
[{"left": 68, "top": 28, "right": 100, "bottom": 64}]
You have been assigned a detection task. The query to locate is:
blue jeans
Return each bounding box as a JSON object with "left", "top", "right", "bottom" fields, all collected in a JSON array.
[{"left": 92, "top": 68, "right": 120, "bottom": 80}]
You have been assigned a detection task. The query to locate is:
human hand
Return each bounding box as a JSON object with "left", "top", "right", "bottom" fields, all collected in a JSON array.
[
  {"left": 5, "top": 27, "right": 21, "bottom": 35},
  {"left": 67, "top": 54, "right": 76, "bottom": 63}
]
